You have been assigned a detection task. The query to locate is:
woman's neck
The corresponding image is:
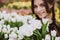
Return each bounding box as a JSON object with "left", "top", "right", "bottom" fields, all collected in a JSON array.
[{"left": 42, "top": 14, "right": 52, "bottom": 24}]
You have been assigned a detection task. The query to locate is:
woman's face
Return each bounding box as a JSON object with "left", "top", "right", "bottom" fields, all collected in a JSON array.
[{"left": 34, "top": 0, "right": 49, "bottom": 18}]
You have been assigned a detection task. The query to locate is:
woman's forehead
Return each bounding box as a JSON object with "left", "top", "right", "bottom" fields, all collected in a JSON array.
[{"left": 34, "top": 0, "right": 44, "bottom": 5}]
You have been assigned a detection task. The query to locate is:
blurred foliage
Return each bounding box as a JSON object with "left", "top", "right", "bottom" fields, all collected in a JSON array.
[{"left": 55, "top": 6, "right": 60, "bottom": 22}]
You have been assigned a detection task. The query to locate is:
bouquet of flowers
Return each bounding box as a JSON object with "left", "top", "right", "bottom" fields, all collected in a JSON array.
[{"left": 0, "top": 10, "right": 60, "bottom": 40}]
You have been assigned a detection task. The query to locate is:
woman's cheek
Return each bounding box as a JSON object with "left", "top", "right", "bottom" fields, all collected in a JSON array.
[{"left": 34, "top": 9, "right": 37, "bottom": 13}]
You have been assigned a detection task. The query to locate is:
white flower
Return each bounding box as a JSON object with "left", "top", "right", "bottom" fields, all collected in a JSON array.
[
  {"left": 10, "top": 18, "right": 16, "bottom": 23},
  {"left": 28, "top": 19, "right": 42, "bottom": 30},
  {"left": 9, "top": 38, "right": 15, "bottom": 40},
  {"left": 10, "top": 12, "right": 18, "bottom": 17},
  {"left": 55, "top": 37, "right": 60, "bottom": 40},
  {"left": 51, "top": 30, "right": 57, "bottom": 37},
  {"left": 2, "top": 28, "right": 7, "bottom": 33},
  {"left": 42, "top": 18, "right": 48, "bottom": 24},
  {"left": 6, "top": 25, "right": 11, "bottom": 33},
  {"left": 18, "top": 38, "right": 22, "bottom": 40},
  {"left": 0, "top": 13, "right": 4, "bottom": 19},
  {"left": 3, "top": 25, "right": 7, "bottom": 28},
  {"left": 14, "top": 27, "right": 18, "bottom": 31},
  {"left": 12, "top": 27, "right": 18, "bottom": 32},
  {"left": 24, "top": 15, "right": 34, "bottom": 20},
  {"left": 18, "top": 34, "right": 24, "bottom": 40},
  {"left": 2, "top": 10, "right": 7, "bottom": 14},
  {"left": 0, "top": 20, "right": 4, "bottom": 25},
  {"left": 9, "top": 32, "right": 17, "bottom": 38},
  {"left": 16, "top": 16, "right": 24, "bottom": 22},
  {"left": 19, "top": 24, "right": 33, "bottom": 36},
  {"left": 7, "top": 25, "right": 10, "bottom": 29},
  {"left": 0, "top": 25, "right": 2, "bottom": 32},
  {"left": 4, "top": 34, "right": 8, "bottom": 38},
  {"left": 18, "top": 30, "right": 24, "bottom": 39},
  {"left": 7, "top": 29, "right": 11, "bottom": 34},
  {"left": 10, "top": 28, "right": 14, "bottom": 31},
  {"left": 45, "top": 34, "right": 51, "bottom": 40},
  {"left": 4, "top": 13, "right": 11, "bottom": 20}
]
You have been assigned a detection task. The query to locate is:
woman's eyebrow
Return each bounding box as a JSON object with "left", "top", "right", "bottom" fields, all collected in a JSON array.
[{"left": 39, "top": 3, "right": 45, "bottom": 6}]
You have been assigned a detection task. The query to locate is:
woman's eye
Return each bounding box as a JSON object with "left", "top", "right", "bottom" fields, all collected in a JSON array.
[{"left": 34, "top": 5, "right": 37, "bottom": 8}]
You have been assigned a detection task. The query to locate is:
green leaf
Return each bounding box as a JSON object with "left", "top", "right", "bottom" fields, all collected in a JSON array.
[
  {"left": 33, "top": 30, "right": 42, "bottom": 40},
  {"left": 0, "top": 32, "right": 4, "bottom": 40},
  {"left": 24, "top": 36, "right": 32, "bottom": 40},
  {"left": 16, "top": 21, "right": 23, "bottom": 28},
  {"left": 4, "top": 21, "right": 9, "bottom": 25},
  {"left": 42, "top": 22, "right": 48, "bottom": 38}
]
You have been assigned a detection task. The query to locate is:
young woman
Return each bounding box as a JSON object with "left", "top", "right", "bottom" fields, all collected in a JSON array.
[{"left": 31, "top": 0, "right": 60, "bottom": 36}]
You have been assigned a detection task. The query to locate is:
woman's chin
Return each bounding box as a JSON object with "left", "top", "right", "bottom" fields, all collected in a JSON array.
[{"left": 39, "top": 16, "right": 45, "bottom": 18}]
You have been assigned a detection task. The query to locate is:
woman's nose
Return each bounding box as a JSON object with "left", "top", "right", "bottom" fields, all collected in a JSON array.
[{"left": 37, "top": 6, "right": 42, "bottom": 12}]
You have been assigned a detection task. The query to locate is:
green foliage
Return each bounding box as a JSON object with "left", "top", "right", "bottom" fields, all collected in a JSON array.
[
  {"left": 4, "top": 20, "right": 23, "bottom": 28},
  {"left": 33, "top": 30, "right": 42, "bottom": 40},
  {"left": 42, "top": 22, "right": 48, "bottom": 38},
  {"left": 0, "top": 3, "right": 8, "bottom": 8},
  {"left": 0, "top": 32, "right": 8, "bottom": 40},
  {"left": 12, "top": 5, "right": 18, "bottom": 9}
]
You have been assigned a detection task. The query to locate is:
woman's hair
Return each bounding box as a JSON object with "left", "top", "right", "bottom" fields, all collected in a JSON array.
[{"left": 31, "top": 0, "right": 60, "bottom": 36}]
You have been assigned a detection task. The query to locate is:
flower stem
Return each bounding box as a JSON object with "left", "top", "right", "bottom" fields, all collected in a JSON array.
[{"left": 51, "top": 36, "right": 55, "bottom": 40}]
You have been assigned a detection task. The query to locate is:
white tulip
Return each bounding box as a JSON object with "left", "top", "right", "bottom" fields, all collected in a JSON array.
[
  {"left": 18, "top": 30, "right": 24, "bottom": 39},
  {"left": 10, "top": 28, "right": 14, "bottom": 31},
  {"left": 18, "top": 38, "right": 22, "bottom": 40},
  {"left": 51, "top": 30, "right": 57, "bottom": 37},
  {"left": 3, "top": 25, "right": 7, "bottom": 28},
  {"left": 0, "top": 25, "right": 2, "bottom": 32},
  {"left": 0, "top": 20, "right": 4, "bottom": 25},
  {"left": 16, "top": 16, "right": 24, "bottom": 22},
  {"left": 4, "top": 34, "right": 8, "bottom": 38},
  {"left": 42, "top": 18, "right": 48, "bottom": 24},
  {"left": 2, "top": 10, "right": 7, "bottom": 14},
  {"left": 6, "top": 25, "right": 11, "bottom": 33},
  {"left": 2, "top": 28, "right": 7, "bottom": 33},
  {"left": 4, "top": 14, "right": 11, "bottom": 20},
  {"left": 21, "top": 17, "right": 27, "bottom": 24},
  {"left": 28, "top": 19, "right": 42, "bottom": 30},
  {"left": 19, "top": 24, "right": 33, "bottom": 36},
  {"left": 14, "top": 27, "right": 18, "bottom": 31},
  {"left": 24, "top": 15, "right": 33, "bottom": 20},
  {"left": 14, "top": 38, "right": 18, "bottom": 40},
  {"left": 12, "top": 27, "right": 18, "bottom": 32},
  {"left": 7, "top": 25, "right": 10, "bottom": 29},
  {"left": 18, "top": 34, "right": 24, "bottom": 40},
  {"left": 10, "top": 18, "right": 16, "bottom": 23},
  {"left": 0, "top": 13, "right": 3, "bottom": 19},
  {"left": 10, "top": 12, "right": 18, "bottom": 17},
  {"left": 16, "top": 16, "right": 27, "bottom": 24},
  {"left": 55, "top": 37, "right": 60, "bottom": 40},
  {"left": 9, "top": 38, "right": 14, "bottom": 40},
  {"left": 45, "top": 34, "right": 51, "bottom": 40},
  {"left": 9, "top": 32, "right": 17, "bottom": 38},
  {"left": 7, "top": 29, "right": 11, "bottom": 34}
]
